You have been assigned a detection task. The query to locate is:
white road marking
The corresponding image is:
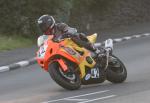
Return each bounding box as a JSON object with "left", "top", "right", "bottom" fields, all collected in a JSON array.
[
  {"left": 0, "top": 66, "right": 9, "bottom": 72},
  {"left": 123, "top": 36, "right": 131, "bottom": 40},
  {"left": 133, "top": 35, "right": 141, "bottom": 38},
  {"left": 42, "top": 90, "right": 109, "bottom": 103},
  {"left": 143, "top": 33, "right": 150, "bottom": 36},
  {"left": 78, "top": 95, "right": 116, "bottom": 103},
  {"left": 65, "top": 90, "right": 109, "bottom": 99},
  {"left": 113, "top": 38, "right": 122, "bottom": 42},
  {"left": 16, "top": 61, "right": 29, "bottom": 67},
  {"left": 94, "top": 43, "right": 102, "bottom": 47},
  {"left": 64, "top": 98, "right": 88, "bottom": 101}
]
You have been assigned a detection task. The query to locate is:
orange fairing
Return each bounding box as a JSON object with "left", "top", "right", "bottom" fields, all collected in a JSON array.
[
  {"left": 36, "top": 36, "right": 80, "bottom": 71},
  {"left": 55, "top": 59, "right": 68, "bottom": 72}
]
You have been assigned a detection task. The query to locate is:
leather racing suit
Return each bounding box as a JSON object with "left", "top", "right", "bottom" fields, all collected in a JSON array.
[{"left": 38, "top": 23, "right": 96, "bottom": 52}]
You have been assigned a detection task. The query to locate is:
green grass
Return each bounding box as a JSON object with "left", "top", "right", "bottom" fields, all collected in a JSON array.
[{"left": 0, "top": 35, "right": 35, "bottom": 51}]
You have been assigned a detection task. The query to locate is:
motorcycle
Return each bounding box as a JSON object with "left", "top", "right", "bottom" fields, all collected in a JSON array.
[{"left": 36, "top": 33, "right": 127, "bottom": 90}]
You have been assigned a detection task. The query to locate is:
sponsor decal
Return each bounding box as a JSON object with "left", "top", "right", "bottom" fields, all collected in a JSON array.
[
  {"left": 91, "top": 68, "right": 100, "bottom": 78},
  {"left": 85, "top": 74, "right": 91, "bottom": 80}
]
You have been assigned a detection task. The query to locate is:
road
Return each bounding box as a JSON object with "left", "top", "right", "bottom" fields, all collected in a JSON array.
[
  {"left": 0, "top": 35, "right": 150, "bottom": 103},
  {"left": 0, "top": 46, "right": 36, "bottom": 66}
]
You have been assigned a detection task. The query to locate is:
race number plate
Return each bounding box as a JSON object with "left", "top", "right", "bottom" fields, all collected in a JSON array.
[{"left": 38, "top": 45, "right": 48, "bottom": 58}]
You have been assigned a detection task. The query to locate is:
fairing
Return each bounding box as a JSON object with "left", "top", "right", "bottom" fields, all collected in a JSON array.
[{"left": 36, "top": 33, "right": 98, "bottom": 78}]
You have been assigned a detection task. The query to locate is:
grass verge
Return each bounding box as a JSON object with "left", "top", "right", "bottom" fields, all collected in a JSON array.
[{"left": 0, "top": 35, "right": 35, "bottom": 51}]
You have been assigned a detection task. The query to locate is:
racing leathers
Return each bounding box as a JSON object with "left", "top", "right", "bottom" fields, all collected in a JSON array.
[{"left": 38, "top": 23, "right": 96, "bottom": 52}]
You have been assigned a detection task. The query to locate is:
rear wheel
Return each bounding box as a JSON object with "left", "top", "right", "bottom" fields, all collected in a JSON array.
[
  {"left": 106, "top": 55, "right": 127, "bottom": 83},
  {"left": 48, "top": 62, "right": 81, "bottom": 90}
]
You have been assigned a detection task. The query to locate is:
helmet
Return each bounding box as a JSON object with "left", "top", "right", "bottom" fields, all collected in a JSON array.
[{"left": 37, "top": 15, "right": 55, "bottom": 35}]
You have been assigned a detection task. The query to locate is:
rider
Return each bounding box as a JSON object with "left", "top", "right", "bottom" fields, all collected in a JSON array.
[{"left": 37, "top": 14, "right": 100, "bottom": 53}]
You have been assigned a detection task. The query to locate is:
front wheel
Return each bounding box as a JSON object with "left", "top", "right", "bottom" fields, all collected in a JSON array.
[
  {"left": 106, "top": 55, "right": 127, "bottom": 83},
  {"left": 48, "top": 62, "right": 81, "bottom": 90}
]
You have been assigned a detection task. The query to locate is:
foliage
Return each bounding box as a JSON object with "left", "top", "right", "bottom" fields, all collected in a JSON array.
[
  {"left": 0, "top": 35, "right": 34, "bottom": 51},
  {"left": 0, "top": 0, "right": 73, "bottom": 38},
  {"left": 69, "top": 0, "right": 150, "bottom": 33},
  {"left": 0, "top": 0, "right": 150, "bottom": 38}
]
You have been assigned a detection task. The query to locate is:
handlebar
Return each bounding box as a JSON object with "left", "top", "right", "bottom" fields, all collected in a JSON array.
[{"left": 96, "top": 47, "right": 112, "bottom": 70}]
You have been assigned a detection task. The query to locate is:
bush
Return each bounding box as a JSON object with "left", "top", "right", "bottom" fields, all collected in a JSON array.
[
  {"left": 0, "top": 0, "right": 73, "bottom": 38},
  {"left": 0, "top": 0, "right": 150, "bottom": 38}
]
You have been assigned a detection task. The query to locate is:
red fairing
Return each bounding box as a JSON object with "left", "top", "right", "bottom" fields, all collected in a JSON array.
[{"left": 36, "top": 35, "right": 79, "bottom": 71}]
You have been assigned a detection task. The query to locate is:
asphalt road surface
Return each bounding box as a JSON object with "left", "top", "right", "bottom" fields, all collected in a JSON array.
[{"left": 0, "top": 35, "right": 150, "bottom": 103}]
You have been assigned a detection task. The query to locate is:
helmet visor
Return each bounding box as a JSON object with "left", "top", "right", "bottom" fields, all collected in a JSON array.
[
  {"left": 44, "top": 27, "right": 54, "bottom": 35},
  {"left": 38, "top": 22, "right": 49, "bottom": 32}
]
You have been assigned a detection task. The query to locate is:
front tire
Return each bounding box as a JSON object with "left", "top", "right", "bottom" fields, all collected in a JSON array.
[
  {"left": 48, "top": 62, "right": 81, "bottom": 90},
  {"left": 106, "top": 55, "right": 127, "bottom": 83}
]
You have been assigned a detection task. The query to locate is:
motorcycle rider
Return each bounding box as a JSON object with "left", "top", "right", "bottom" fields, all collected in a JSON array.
[{"left": 37, "top": 14, "right": 100, "bottom": 54}]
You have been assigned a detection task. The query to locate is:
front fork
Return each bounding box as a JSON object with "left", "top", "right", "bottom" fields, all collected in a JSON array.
[
  {"left": 104, "top": 49, "right": 110, "bottom": 70},
  {"left": 52, "top": 59, "right": 68, "bottom": 72}
]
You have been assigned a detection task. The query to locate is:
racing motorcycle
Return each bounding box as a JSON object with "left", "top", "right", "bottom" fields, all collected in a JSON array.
[{"left": 36, "top": 33, "right": 127, "bottom": 90}]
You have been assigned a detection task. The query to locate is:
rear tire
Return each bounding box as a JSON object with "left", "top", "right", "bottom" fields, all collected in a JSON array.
[
  {"left": 106, "top": 55, "right": 127, "bottom": 83},
  {"left": 48, "top": 62, "right": 81, "bottom": 90}
]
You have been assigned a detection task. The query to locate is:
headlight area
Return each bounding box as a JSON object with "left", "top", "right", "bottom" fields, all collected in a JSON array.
[{"left": 63, "top": 47, "right": 76, "bottom": 55}]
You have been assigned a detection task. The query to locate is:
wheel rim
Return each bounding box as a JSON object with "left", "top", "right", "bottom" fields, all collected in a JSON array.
[
  {"left": 111, "top": 66, "right": 124, "bottom": 73},
  {"left": 59, "top": 67, "right": 76, "bottom": 83},
  {"left": 109, "top": 58, "right": 124, "bottom": 73}
]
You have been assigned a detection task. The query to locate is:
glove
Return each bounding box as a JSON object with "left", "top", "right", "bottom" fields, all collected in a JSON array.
[
  {"left": 94, "top": 48, "right": 101, "bottom": 55},
  {"left": 66, "top": 27, "right": 77, "bottom": 36}
]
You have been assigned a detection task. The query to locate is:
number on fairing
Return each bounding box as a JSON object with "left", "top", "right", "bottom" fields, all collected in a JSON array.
[{"left": 38, "top": 45, "right": 48, "bottom": 58}]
